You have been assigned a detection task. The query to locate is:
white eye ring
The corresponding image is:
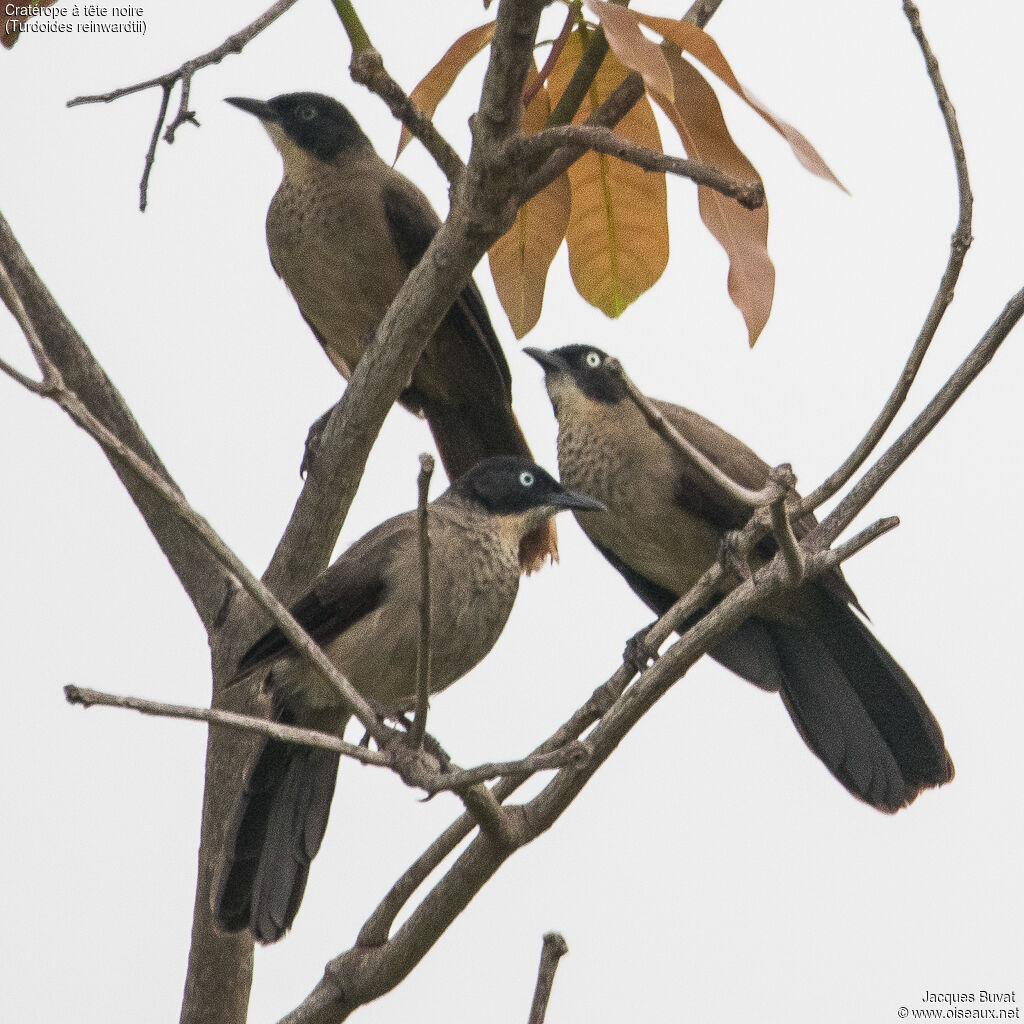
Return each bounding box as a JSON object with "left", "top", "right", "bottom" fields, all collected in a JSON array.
[
  {"left": 519, "top": 470, "right": 535, "bottom": 487},
  {"left": 585, "top": 351, "right": 601, "bottom": 368},
  {"left": 298, "top": 105, "right": 317, "bottom": 121}
]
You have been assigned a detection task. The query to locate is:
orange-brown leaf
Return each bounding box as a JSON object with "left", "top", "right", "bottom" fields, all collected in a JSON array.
[
  {"left": 656, "top": 51, "right": 774, "bottom": 346},
  {"left": 635, "top": 13, "right": 845, "bottom": 191},
  {"left": 583, "top": 0, "right": 674, "bottom": 102},
  {"left": 548, "top": 29, "right": 669, "bottom": 318},
  {"left": 488, "top": 68, "right": 571, "bottom": 338},
  {"left": 2, "top": 1, "right": 60, "bottom": 48},
  {"left": 396, "top": 21, "right": 496, "bottom": 160}
]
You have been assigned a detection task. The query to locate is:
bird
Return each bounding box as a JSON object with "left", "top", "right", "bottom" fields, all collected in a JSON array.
[
  {"left": 225, "top": 91, "right": 556, "bottom": 572},
  {"left": 525, "top": 343, "right": 954, "bottom": 813},
  {"left": 212, "top": 455, "right": 604, "bottom": 944}
]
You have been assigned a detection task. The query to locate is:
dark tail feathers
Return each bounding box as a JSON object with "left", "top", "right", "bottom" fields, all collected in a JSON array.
[
  {"left": 214, "top": 738, "right": 340, "bottom": 943},
  {"left": 759, "top": 595, "right": 953, "bottom": 813}
]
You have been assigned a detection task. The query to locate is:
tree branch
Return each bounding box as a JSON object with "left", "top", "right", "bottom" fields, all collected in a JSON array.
[
  {"left": 527, "top": 933, "right": 569, "bottom": 1024},
  {"left": 350, "top": 49, "right": 466, "bottom": 187},
  {"left": 66, "top": 0, "right": 303, "bottom": 210},
  {"left": 62, "top": 684, "right": 587, "bottom": 795},
  {"left": 410, "top": 453, "right": 435, "bottom": 750},
  {"left": 801, "top": 0, "right": 973, "bottom": 512},
  {"left": 515, "top": 125, "right": 764, "bottom": 208}
]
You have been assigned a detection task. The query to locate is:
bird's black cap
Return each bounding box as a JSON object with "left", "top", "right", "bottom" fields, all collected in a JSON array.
[
  {"left": 452, "top": 456, "right": 604, "bottom": 515},
  {"left": 525, "top": 344, "right": 627, "bottom": 405},
  {"left": 226, "top": 92, "right": 371, "bottom": 162}
]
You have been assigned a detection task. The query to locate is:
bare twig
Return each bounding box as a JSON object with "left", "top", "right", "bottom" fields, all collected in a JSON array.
[
  {"left": 523, "top": 8, "right": 575, "bottom": 108},
  {"left": 66, "top": 0, "right": 302, "bottom": 210},
  {"left": 801, "top": 0, "right": 973, "bottom": 512},
  {"left": 607, "top": 355, "right": 780, "bottom": 507},
  {"left": 816, "top": 287, "right": 1024, "bottom": 548},
  {"left": 0, "top": 255, "right": 390, "bottom": 749},
  {"left": 64, "top": 685, "right": 391, "bottom": 764},
  {"left": 410, "top": 453, "right": 435, "bottom": 750},
  {"left": 514, "top": 125, "right": 764, "bottom": 208},
  {"left": 351, "top": 48, "right": 466, "bottom": 186},
  {"left": 63, "top": 683, "right": 587, "bottom": 795},
  {"left": 768, "top": 468, "right": 805, "bottom": 585},
  {"left": 527, "top": 933, "right": 570, "bottom": 1024}
]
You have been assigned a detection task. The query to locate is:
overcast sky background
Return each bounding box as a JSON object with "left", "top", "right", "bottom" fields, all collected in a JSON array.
[{"left": 2, "top": 2, "right": 1022, "bottom": 1022}]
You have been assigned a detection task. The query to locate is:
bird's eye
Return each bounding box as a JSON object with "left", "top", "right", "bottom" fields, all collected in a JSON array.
[
  {"left": 297, "top": 105, "right": 317, "bottom": 122},
  {"left": 585, "top": 351, "right": 602, "bottom": 368},
  {"left": 519, "top": 471, "right": 535, "bottom": 487}
]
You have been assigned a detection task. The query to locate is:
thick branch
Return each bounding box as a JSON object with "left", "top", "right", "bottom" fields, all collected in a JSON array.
[
  {"left": 515, "top": 125, "right": 764, "bottom": 208},
  {"left": 66, "top": 0, "right": 302, "bottom": 210}
]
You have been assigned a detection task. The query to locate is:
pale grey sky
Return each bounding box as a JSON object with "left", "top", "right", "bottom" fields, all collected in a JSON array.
[{"left": 2, "top": 2, "right": 1021, "bottom": 1022}]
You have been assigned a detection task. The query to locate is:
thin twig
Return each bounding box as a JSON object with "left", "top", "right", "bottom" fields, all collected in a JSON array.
[
  {"left": 514, "top": 125, "right": 764, "bottom": 208},
  {"left": 64, "top": 685, "right": 391, "bottom": 763},
  {"left": 523, "top": 9, "right": 575, "bottom": 108},
  {"left": 768, "top": 468, "right": 805, "bottom": 585},
  {"left": 66, "top": 0, "right": 302, "bottom": 210},
  {"left": 817, "top": 286, "right": 1024, "bottom": 547},
  {"left": 527, "top": 933, "right": 569, "bottom": 1024},
  {"left": 0, "top": 256, "right": 390, "bottom": 748},
  {"left": 801, "top": 0, "right": 973, "bottom": 512},
  {"left": 410, "top": 453, "right": 435, "bottom": 750},
  {"left": 62, "top": 684, "right": 587, "bottom": 795},
  {"left": 350, "top": 49, "right": 466, "bottom": 186},
  {"left": 607, "top": 355, "right": 778, "bottom": 506}
]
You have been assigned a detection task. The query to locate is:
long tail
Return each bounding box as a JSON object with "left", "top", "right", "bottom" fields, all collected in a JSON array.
[
  {"left": 759, "top": 594, "right": 954, "bottom": 812},
  {"left": 423, "top": 397, "right": 558, "bottom": 573},
  {"left": 214, "top": 737, "right": 340, "bottom": 944}
]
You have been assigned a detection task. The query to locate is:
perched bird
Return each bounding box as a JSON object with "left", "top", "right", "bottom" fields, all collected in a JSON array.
[
  {"left": 212, "top": 456, "right": 603, "bottom": 943},
  {"left": 225, "top": 91, "right": 555, "bottom": 571},
  {"left": 526, "top": 344, "right": 954, "bottom": 813}
]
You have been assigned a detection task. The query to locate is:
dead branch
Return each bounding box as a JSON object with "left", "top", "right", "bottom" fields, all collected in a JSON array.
[
  {"left": 527, "top": 933, "right": 569, "bottom": 1024},
  {"left": 514, "top": 125, "right": 764, "bottom": 209},
  {"left": 66, "top": 0, "right": 302, "bottom": 210},
  {"left": 62, "top": 684, "right": 587, "bottom": 795}
]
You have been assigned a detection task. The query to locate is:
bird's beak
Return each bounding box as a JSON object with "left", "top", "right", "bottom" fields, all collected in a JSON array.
[
  {"left": 225, "top": 96, "right": 280, "bottom": 123},
  {"left": 524, "top": 347, "right": 569, "bottom": 374},
  {"left": 550, "top": 486, "right": 606, "bottom": 513}
]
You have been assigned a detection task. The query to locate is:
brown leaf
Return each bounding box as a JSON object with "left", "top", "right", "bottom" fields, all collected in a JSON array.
[
  {"left": 488, "top": 68, "right": 571, "bottom": 338},
  {"left": 396, "top": 21, "right": 496, "bottom": 161},
  {"left": 656, "top": 51, "right": 775, "bottom": 346},
  {"left": 547, "top": 29, "right": 669, "bottom": 318},
  {"left": 635, "top": 13, "right": 846, "bottom": 192},
  {"left": 2, "top": 0, "right": 60, "bottom": 48},
  {"left": 582, "top": 0, "right": 674, "bottom": 102}
]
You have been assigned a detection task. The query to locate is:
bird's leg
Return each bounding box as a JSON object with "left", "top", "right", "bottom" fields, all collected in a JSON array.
[
  {"left": 362, "top": 697, "right": 452, "bottom": 772},
  {"left": 623, "top": 623, "right": 659, "bottom": 675},
  {"left": 717, "top": 529, "right": 752, "bottom": 583},
  {"left": 300, "top": 400, "right": 341, "bottom": 478}
]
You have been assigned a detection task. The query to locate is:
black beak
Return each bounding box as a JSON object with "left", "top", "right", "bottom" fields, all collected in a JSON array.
[
  {"left": 225, "top": 96, "right": 279, "bottom": 122},
  {"left": 524, "top": 347, "right": 569, "bottom": 374},
  {"left": 550, "top": 486, "right": 606, "bottom": 513}
]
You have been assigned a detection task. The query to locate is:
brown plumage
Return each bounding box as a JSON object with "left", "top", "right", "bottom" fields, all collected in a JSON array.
[
  {"left": 528, "top": 344, "right": 954, "bottom": 814},
  {"left": 212, "top": 457, "right": 602, "bottom": 943},
  {"left": 226, "top": 91, "right": 556, "bottom": 572}
]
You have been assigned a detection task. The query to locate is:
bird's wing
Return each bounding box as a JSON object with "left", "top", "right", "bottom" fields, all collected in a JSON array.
[
  {"left": 232, "top": 514, "right": 415, "bottom": 679},
  {"left": 381, "top": 176, "right": 513, "bottom": 399},
  {"left": 658, "top": 399, "right": 861, "bottom": 611}
]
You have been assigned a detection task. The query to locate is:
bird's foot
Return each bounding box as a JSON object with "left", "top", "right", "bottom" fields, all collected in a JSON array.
[
  {"left": 300, "top": 402, "right": 340, "bottom": 478},
  {"left": 623, "top": 624, "right": 659, "bottom": 675},
  {"left": 717, "top": 530, "right": 752, "bottom": 582},
  {"left": 362, "top": 698, "right": 452, "bottom": 772}
]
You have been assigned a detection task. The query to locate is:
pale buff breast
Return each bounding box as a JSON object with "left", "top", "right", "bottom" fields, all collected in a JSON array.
[
  {"left": 554, "top": 386, "right": 723, "bottom": 598},
  {"left": 266, "top": 162, "right": 410, "bottom": 378}
]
